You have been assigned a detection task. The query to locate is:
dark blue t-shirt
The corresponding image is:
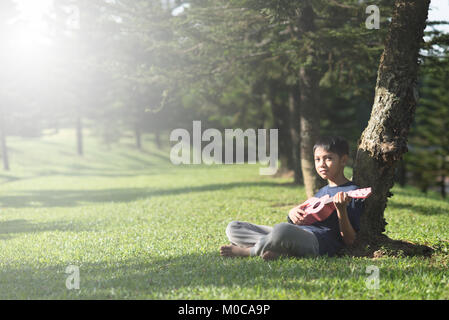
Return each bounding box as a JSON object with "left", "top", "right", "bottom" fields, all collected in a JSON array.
[{"left": 287, "top": 181, "right": 365, "bottom": 257}]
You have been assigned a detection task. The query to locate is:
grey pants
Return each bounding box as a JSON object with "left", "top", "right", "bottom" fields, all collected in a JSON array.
[{"left": 226, "top": 221, "right": 319, "bottom": 257}]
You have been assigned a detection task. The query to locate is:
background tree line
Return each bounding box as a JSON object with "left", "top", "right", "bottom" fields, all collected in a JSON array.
[{"left": 0, "top": 0, "right": 447, "bottom": 198}]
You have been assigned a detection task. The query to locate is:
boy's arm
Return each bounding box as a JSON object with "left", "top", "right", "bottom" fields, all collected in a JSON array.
[
  {"left": 333, "top": 192, "right": 357, "bottom": 246},
  {"left": 336, "top": 206, "right": 357, "bottom": 246}
]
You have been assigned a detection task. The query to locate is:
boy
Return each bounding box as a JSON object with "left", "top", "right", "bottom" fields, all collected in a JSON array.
[{"left": 220, "top": 136, "right": 364, "bottom": 260}]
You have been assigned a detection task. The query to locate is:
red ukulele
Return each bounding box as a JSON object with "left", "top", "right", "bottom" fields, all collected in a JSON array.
[{"left": 290, "top": 187, "right": 372, "bottom": 225}]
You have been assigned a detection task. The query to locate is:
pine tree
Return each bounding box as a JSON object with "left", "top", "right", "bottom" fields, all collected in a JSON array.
[{"left": 406, "top": 57, "right": 449, "bottom": 198}]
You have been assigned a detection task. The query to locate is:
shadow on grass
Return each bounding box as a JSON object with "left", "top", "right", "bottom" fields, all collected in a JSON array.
[
  {"left": 127, "top": 149, "right": 171, "bottom": 163},
  {"left": 0, "top": 168, "right": 156, "bottom": 187},
  {"left": 0, "top": 219, "right": 94, "bottom": 240},
  {"left": 392, "top": 186, "right": 448, "bottom": 202},
  {"left": 387, "top": 201, "right": 448, "bottom": 216},
  {"left": 0, "top": 251, "right": 446, "bottom": 299},
  {"left": 0, "top": 181, "right": 297, "bottom": 208},
  {"left": 0, "top": 253, "right": 331, "bottom": 299}
]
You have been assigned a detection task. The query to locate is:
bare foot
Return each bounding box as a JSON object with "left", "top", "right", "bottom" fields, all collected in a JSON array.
[
  {"left": 262, "top": 250, "right": 280, "bottom": 261},
  {"left": 220, "top": 245, "right": 251, "bottom": 258}
]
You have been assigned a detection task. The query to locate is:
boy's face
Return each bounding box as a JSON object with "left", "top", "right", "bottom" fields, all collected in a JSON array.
[{"left": 314, "top": 146, "right": 347, "bottom": 181}]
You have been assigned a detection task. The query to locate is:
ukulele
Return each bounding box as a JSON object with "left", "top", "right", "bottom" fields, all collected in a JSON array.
[{"left": 290, "top": 187, "right": 372, "bottom": 225}]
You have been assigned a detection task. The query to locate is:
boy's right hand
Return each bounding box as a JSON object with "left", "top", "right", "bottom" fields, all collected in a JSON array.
[{"left": 288, "top": 205, "right": 307, "bottom": 225}]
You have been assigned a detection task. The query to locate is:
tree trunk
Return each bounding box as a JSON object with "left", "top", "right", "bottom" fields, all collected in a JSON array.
[
  {"left": 440, "top": 154, "right": 446, "bottom": 199},
  {"left": 394, "top": 158, "right": 407, "bottom": 187},
  {"left": 297, "top": 3, "right": 325, "bottom": 197},
  {"left": 0, "top": 111, "right": 10, "bottom": 171},
  {"left": 135, "top": 123, "right": 142, "bottom": 150},
  {"left": 154, "top": 129, "right": 162, "bottom": 149},
  {"left": 441, "top": 174, "right": 446, "bottom": 199},
  {"left": 77, "top": 116, "right": 83, "bottom": 156},
  {"left": 268, "top": 80, "right": 294, "bottom": 171},
  {"left": 288, "top": 85, "right": 303, "bottom": 184},
  {"left": 353, "top": 0, "right": 431, "bottom": 241}
]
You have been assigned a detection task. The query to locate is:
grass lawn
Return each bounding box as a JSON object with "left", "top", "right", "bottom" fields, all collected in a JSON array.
[{"left": 0, "top": 130, "right": 448, "bottom": 299}]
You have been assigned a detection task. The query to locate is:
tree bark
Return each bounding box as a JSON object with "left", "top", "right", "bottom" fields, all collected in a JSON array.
[
  {"left": 353, "top": 0, "right": 431, "bottom": 241},
  {"left": 297, "top": 3, "right": 325, "bottom": 197}
]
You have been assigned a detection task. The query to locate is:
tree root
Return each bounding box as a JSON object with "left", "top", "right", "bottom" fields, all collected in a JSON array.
[{"left": 339, "top": 234, "right": 434, "bottom": 258}]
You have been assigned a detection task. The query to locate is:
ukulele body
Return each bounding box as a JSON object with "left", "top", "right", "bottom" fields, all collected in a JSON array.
[{"left": 295, "top": 187, "right": 372, "bottom": 225}]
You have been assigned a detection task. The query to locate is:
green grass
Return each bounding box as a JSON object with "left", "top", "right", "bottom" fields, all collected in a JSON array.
[{"left": 0, "top": 129, "right": 448, "bottom": 299}]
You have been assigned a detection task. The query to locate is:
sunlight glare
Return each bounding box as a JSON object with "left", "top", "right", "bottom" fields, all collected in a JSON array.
[{"left": 6, "top": 0, "right": 55, "bottom": 68}]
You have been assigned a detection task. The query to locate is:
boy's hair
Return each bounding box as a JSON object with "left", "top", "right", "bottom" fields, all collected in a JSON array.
[{"left": 313, "top": 136, "right": 349, "bottom": 158}]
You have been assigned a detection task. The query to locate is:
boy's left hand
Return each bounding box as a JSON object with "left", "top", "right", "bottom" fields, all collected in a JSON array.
[{"left": 333, "top": 191, "right": 351, "bottom": 212}]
